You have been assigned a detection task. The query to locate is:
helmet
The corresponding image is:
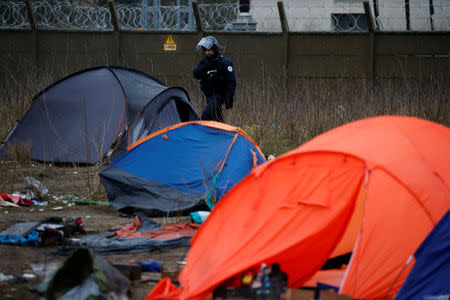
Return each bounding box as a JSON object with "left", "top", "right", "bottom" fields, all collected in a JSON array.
[{"left": 196, "top": 36, "right": 224, "bottom": 51}]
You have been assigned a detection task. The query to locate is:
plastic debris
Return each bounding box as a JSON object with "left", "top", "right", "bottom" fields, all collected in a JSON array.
[
  {"left": 25, "top": 176, "right": 49, "bottom": 200},
  {"left": 0, "top": 273, "right": 14, "bottom": 282},
  {"left": 139, "top": 261, "right": 162, "bottom": 272},
  {"left": 190, "top": 211, "right": 210, "bottom": 224}
]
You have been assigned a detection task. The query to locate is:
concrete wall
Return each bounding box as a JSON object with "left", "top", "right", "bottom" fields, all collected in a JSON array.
[{"left": 0, "top": 29, "right": 448, "bottom": 87}]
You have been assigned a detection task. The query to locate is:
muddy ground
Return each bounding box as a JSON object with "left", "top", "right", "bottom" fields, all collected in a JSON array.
[{"left": 0, "top": 162, "right": 190, "bottom": 300}]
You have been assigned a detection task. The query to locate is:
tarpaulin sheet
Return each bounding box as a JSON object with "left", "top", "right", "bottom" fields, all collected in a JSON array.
[{"left": 59, "top": 216, "right": 197, "bottom": 255}]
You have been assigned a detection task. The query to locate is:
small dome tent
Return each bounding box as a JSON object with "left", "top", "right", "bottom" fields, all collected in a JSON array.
[
  {"left": 395, "top": 209, "right": 450, "bottom": 300},
  {"left": 99, "top": 121, "right": 266, "bottom": 217},
  {"left": 146, "top": 116, "right": 450, "bottom": 300},
  {"left": 0, "top": 65, "right": 199, "bottom": 164}
]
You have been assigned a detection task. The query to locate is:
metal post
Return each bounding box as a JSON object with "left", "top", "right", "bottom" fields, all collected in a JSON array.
[
  {"left": 277, "top": 0, "right": 289, "bottom": 33},
  {"left": 108, "top": 0, "right": 120, "bottom": 64},
  {"left": 25, "top": 0, "right": 38, "bottom": 71},
  {"left": 372, "top": 0, "right": 380, "bottom": 31},
  {"left": 153, "top": 0, "right": 160, "bottom": 29},
  {"left": 364, "top": 0, "right": 375, "bottom": 81},
  {"left": 108, "top": 0, "right": 120, "bottom": 31},
  {"left": 188, "top": 0, "right": 194, "bottom": 30},
  {"left": 405, "top": 0, "right": 411, "bottom": 30},
  {"left": 142, "top": 0, "right": 148, "bottom": 29},
  {"left": 25, "top": 0, "right": 37, "bottom": 30},
  {"left": 277, "top": 1, "right": 289, "bottom": 80},
  {"left": 364, "top": 1, "right": 376, "bottom": 33},
  {"left": 192, "top": 0, "right": 203, "bottom": 33},
  {"left": 429, "top": 0, "right": 435, "bottom": 31}
]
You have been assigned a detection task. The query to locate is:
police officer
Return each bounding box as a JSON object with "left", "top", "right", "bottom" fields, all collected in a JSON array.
[{"left": 193, "top": 36, "right": 236, "bottom": 122}]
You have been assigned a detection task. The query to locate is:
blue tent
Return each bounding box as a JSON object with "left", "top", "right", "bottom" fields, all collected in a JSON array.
[
  {"left": 99, "top": 121, "right": 266, "bottom": 217},
  {"left": 396, "top": 209, "right": 450, "bottom": 300}
]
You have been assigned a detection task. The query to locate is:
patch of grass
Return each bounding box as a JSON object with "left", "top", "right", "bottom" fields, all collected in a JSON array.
[
  {"left": 212, "top": 75, "right": 450, "bottom": 156},
  {"left": 4, "top": 141, "right": 33, "bottom": 166},
  {"left": 0, "top": 63, "right": 448, "bottom": 199}
]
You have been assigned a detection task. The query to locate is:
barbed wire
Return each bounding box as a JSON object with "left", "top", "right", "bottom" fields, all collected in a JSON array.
[
  {"left": 199, "top": 3, "right": 238, "bottom": 31},
  {"left": 0, "top": 1, "right": 30, "bottom": 29},
  {"left": 116, "top": 3, "right": 238, "bottom": 31},
  {"left": 0, "top": 0, "right": 448, "bottom": 32},
  {"left": 33, "top": 1, "right": 113, "bottom": 30}
]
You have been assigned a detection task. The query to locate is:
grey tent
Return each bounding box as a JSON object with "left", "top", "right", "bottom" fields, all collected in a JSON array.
[{"left": 0, "top": 65, "right": 199, "bottom": 164}]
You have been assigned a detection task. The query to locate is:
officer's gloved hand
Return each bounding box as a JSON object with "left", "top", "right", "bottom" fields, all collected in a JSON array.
[{"left": 206, "top": 57, "right": 219, "bottom": 69}]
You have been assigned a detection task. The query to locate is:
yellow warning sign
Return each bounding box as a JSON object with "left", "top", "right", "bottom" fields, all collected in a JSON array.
[{"left": 164, "top": 35, "right": 176, "bottom": 51}]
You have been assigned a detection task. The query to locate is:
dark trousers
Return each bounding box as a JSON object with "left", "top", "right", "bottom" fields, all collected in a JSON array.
[{"left": 201, "top": 93, "right": 225, "bottom": 122}]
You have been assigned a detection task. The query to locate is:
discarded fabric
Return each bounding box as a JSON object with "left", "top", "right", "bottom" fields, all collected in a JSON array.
[
  {"left": 30, "top": 247, "right": 129, "bottom": 299},
  {"left": 59, "top": 216, "right": 195, "bottom": 255},
  {"left": 139, "top": 261, "right": 162, "bottom": 272},
  {"left": 0, "top": 231, "right": 39, "bottom": 246}
]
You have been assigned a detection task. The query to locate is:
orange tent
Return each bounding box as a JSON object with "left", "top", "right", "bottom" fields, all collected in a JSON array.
[{"left": 146, "top": 116, "right": 450, "bottom": 299}]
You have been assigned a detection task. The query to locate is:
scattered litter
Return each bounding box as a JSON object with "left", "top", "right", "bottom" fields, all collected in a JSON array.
[
  {"left": 190, "top": 211, "right": 210, "bottom": 224},
  {"left": 268, "top": 154, "right": 276, "bottom": 160},
  {"left": 31, "top": 262, "right": 60, "bottom": 278},
  {"left": 0, "top": 273, "right": 14, "bottom": 282},
  {"left": 22, "top": 273, "right": 36, "bottom": 280},
  {"left": 52, "top": 206, "right": 64, "bottom": 210},
  {"left": 9, "top": 275, "right": 30, "bottom": 284},
  {"left": 213, "top": 263, "right": 288, "bottom": 298},
  {"left": 38, "top": 217, "right": 85, "bottom": 246},
  {"left": 0, "top": 197, "right": 18, "bottom": 207},
  {"left": 0, "top": 216, "right": 85, "bottom": 247},
  {"left": 25, "top": 176, "right": 49, "bottom": 200},
  {"left": 176, "top": 261, "right": 186, "bottom": 265},
  {"left": 29, "top": 247, "right": 129, "bottom": 299},
  {"left": 59, "top": 216, "right": 196, "bottom": 255},
  {"left": 39, "top": 208, "right": 44, "bottom": 212},
  {"left": 139, "top": 261, "right": 162, "bottom": 272},
  {"left": 0, "top": 231, "right": 39, "bottom": 246},
  {"left": 0, "top": 193, "right": 33, "bottom": 207},
  {"left": 4, "top": 211, "right": 8, "bottom": 214},
  {"left": 70, "top": 199, "right": 109, "bottom": 206}
]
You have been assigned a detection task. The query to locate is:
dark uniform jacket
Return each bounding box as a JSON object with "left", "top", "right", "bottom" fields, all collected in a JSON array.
[{"left": 193, "top": 53, "right": 237, "bottom": 109}]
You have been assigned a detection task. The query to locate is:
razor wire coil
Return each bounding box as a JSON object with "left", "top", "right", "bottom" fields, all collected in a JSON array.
[{"left": 0, "top": 0, "right": 448, "bottom": 31}]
